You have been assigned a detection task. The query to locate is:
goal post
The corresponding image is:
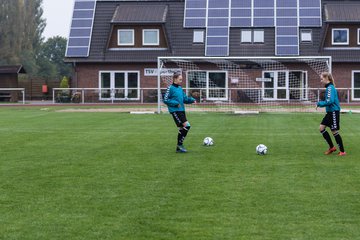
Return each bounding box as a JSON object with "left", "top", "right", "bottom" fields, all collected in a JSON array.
[{"left": 157, "top": 56, "right": 332, "bottom": 113}]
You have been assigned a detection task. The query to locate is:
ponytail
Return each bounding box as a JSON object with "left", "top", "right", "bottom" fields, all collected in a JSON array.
[{"left": 321, "top": 72, "right": 335, "bottom": 86}]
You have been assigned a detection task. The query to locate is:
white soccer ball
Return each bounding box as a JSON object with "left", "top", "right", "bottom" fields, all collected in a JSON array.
[
  {"left": 203, "top": 137, "right": 214, "bottom": 146},
  {"left": 256, "top": 144, "right": 268, "bottom": 155}
]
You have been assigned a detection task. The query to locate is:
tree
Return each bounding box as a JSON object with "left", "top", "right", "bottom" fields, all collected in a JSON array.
[
  {"left": 37, "top": 36, "right": 72, "bottom": 79},
  {"left": 0, "top": 0, "right": 45, "bottom": 76},
  {"left": 0, "top": 0, "right": 24, "bottom": 64}
]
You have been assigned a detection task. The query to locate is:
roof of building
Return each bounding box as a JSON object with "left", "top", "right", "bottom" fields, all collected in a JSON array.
[
  {"left": 65, "top": 0, "right": 360, "bottom": 63},
  {"left": 324, "top": 3, "right": 360, "bottom": 22},
  {"left": 0, "top": 65, "right": 26, "bottom": 74},
  {"left": 111, "top": 5, "right": 168, "bottom": 23}
]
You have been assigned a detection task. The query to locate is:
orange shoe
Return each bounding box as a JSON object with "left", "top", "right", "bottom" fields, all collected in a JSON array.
[
  {"left": 338, "top": 152, "right": 346, "bottom": 156},
  {"left": 324, "top": 146, "right": 337, "bottom": 155}
]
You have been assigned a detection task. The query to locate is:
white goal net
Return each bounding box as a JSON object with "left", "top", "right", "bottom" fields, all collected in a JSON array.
[{"left": 157, "top": 56, "right": 332, "bottom": 113}]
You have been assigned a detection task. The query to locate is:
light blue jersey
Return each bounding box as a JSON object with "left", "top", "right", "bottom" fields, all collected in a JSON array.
[
  {"left": 317, "top": 83, "right": 340, "bottom": 112},
  {"left": 163, "top": 84, "right": 195, "bottom": 113}
]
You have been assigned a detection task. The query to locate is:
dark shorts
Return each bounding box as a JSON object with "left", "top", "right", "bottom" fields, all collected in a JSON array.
[
  {"left": 321, "top": 111, "right": 340, "bottom": 130},
  {"left": 171, "top": 111, "right": 187, "bottom": 127}
]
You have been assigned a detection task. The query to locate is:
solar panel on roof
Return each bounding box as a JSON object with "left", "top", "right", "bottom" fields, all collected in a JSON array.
[
  {"left": 300, "top": 18, "right": 321, "bottom": 26},
  {"left": 208, "top": 0, "right": 229, "bottom": 8},
  {"left": 206, "top": 46, "right": 229, "bottom": 57},
  {"left": 182, "top": 0, "right": 321, "bottom": 56},
  {"left": 299, "top": 0, "right": 321, "bottom": 27},
  {"left": 186, "top": 0, "right": 207, "bottom": 8},
  {"left": 275, "top": 0, "right": 299, "bottom": 55},
  {"left": 74, "top": 1, "right": 95, "bottom": 10},
  {"left": 254, "top": 0, "right": 274, "bottom": 8},
  {"left": 66, "top": 0, "right": 96, "bottom": 57},
  {"left": 276, "top": 0, "right": 297, "bottom": 8},
  {"left": 184, "top": 0, "right": 207, "bottom": 28},
  {"left": 231, "top": 0, "right": 251, "bottom": 8},
  {"left": 276, "top": 46, "right": 299, "bottom": 55},
  {"left": 230, "top": 0, "right": 251, "bottom": 28},
  {"left": 73, "top": 10, "right": 94, "bottom": 19},
  {"left": 69, "top": 28, "right": 92, "bottom": 37},
  {"left": 299, "top": 0, "right": 321, "bottom": 8},
  {"left": 205, "top": 0, "right": 230, "bottom": 56},
  {"left": 230, "top": 18, "right": 251, "bottom": 27},
  {"left": 253, "top": 18, "right": 274, "bottom": 27},
  {"left": 66, "top": 47, "right": 89, "bottom": 57}
]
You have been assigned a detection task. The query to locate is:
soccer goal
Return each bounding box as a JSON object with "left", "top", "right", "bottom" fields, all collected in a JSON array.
[{"left": 157, "top": 56, "right": 332, "bottom": 113}]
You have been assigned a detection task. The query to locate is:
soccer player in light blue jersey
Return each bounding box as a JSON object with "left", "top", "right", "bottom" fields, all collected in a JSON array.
[
  {"left": 317, "top": 72, "right": 346, "bottom": 156},
  {"left": 163, "top": 72, "right": 195, "bottom": 153}
]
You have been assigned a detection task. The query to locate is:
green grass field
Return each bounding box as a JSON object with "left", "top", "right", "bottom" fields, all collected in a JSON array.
[{"left": 1, "top": 107, "right": 359, "bottom": 240}]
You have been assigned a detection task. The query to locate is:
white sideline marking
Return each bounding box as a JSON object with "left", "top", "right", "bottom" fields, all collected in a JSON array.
[
  {"left": 233, "top": 111, "right": 259, "bottom": 115},
  {"left": 130, "top": 111, "right": 155, "bottom": 114},
  {"left": 341, "top": 109, "right": 360, "bottom": 114}
]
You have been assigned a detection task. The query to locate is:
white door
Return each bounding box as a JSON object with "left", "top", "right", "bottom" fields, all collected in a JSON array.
[
  {"left": 262, "top": 71, "right": 289, "bottom": 100},
  {"left": 99, "top": 71, "right": 140, "bottom": 100}
]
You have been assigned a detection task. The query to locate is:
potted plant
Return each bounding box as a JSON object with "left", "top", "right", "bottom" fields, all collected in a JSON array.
[{"left": 57, "top": 76, "right": 71, "bottom": 103}]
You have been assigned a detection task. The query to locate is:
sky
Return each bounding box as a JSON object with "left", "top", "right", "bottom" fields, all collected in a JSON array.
[{"left": 42, "top": 0, "right": 74, "bottom": 40}]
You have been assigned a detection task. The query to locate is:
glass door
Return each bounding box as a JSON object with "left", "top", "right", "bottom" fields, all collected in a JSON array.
[
  {"left": 207, "top": 71, "right": 227, "bottom": 100},
  {"left": 100, "top": 72, "right": 111, "bottom": 99},
  {"left": 99, "top": 71, "right": 139, "bottom": 100},
  {"left": 263, "top": 72, "right": 274, "bottom": 99},
  {"left": 127, "top": 72, "right": 139, "bottom": 99},
  {"left": 263, "top": 71, "right": 289, "bottom": 100},
  {"left": 115, "top": 73, "right": 125, "bottom": 99}
]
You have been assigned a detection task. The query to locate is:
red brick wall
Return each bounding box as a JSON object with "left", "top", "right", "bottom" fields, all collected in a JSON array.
[
  {"left": 74, "top": 63, "right": 158, "bottom": 89},
  {"left": 74, "top": 62, "right": 359, "bottom": 89},
  {"left": 332, "top": 63, "right": 360, "bottom": 88}
]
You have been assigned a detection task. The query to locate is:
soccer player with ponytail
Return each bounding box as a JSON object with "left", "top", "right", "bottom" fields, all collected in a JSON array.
[
  {"left": 164, "top": 72, "right": 195, "bottom": 153},
  {"left": 316, "top": 72, "right": 346, "bottom": 156}
]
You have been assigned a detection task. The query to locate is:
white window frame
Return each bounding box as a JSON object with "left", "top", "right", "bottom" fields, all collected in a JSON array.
[
  {"left": 193, "top": 30, "right": 205, "bottom": 43},
  {"left": 352, "top": 70, "right": 360, "bottom": 101},
  {"left": 142, "top": 29, "right": 159, "bottom": 46},
  {"left": 332, "top": 28, "right": 349, "bottom": 45},
  {"left": 262, "top": 71, "right": 289, "bottom": 101},
  {"left": 206, "top": 71, "right": 228, "bottom": 101},
  {"left": 253, "top": 30, "right": 264, "bottom": 43},
  {"left": 241, "top": 30, "right": 252, "bottom": 43},
  {"left": 358, "top": 29, "right": 360, "bottom": 45},
  {"left": 300, "top": 29, "right": 312, "bottom": 43},
  {"left": 99, "top": 71, "right": 140, "bottom": 100},
  {"left": 118, "top": 29, "right": 134, "bottom": 46}
]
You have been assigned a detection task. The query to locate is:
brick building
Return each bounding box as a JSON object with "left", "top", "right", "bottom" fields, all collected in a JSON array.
[{"left": 64, "top": 0, "right": 360, "bottom": 103}]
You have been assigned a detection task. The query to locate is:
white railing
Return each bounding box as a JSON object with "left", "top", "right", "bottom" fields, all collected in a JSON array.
[
  {"left": 51, "top": 87, "right": 360, "bottom": 105},
  {"left": 52, "top": 88, "right": 159, "bottom": 104},
  {"left": 0, "top": 88, "right": 25, "bottom": 104}
]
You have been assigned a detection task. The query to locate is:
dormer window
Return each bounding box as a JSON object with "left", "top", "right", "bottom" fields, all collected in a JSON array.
[
  {"left": 118, "top": 29, "right": 134, "bottom": 46},
  {"left": 241, "top": 29, "right": 264, "bottom": 43},
  {"left": 143, "top": 29, "right": 159, "bottom": 46},
  {"left": 332, "top": 28, "right": 349, "bottom": 45}
]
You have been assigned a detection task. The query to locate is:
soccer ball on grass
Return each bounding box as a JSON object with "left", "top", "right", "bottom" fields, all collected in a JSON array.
[
  {"left": 256, "top": 144, "right": 267, "bottom": 155},
  {"left": 203, "top": 137, "right": 214, "bottom": 146}
]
